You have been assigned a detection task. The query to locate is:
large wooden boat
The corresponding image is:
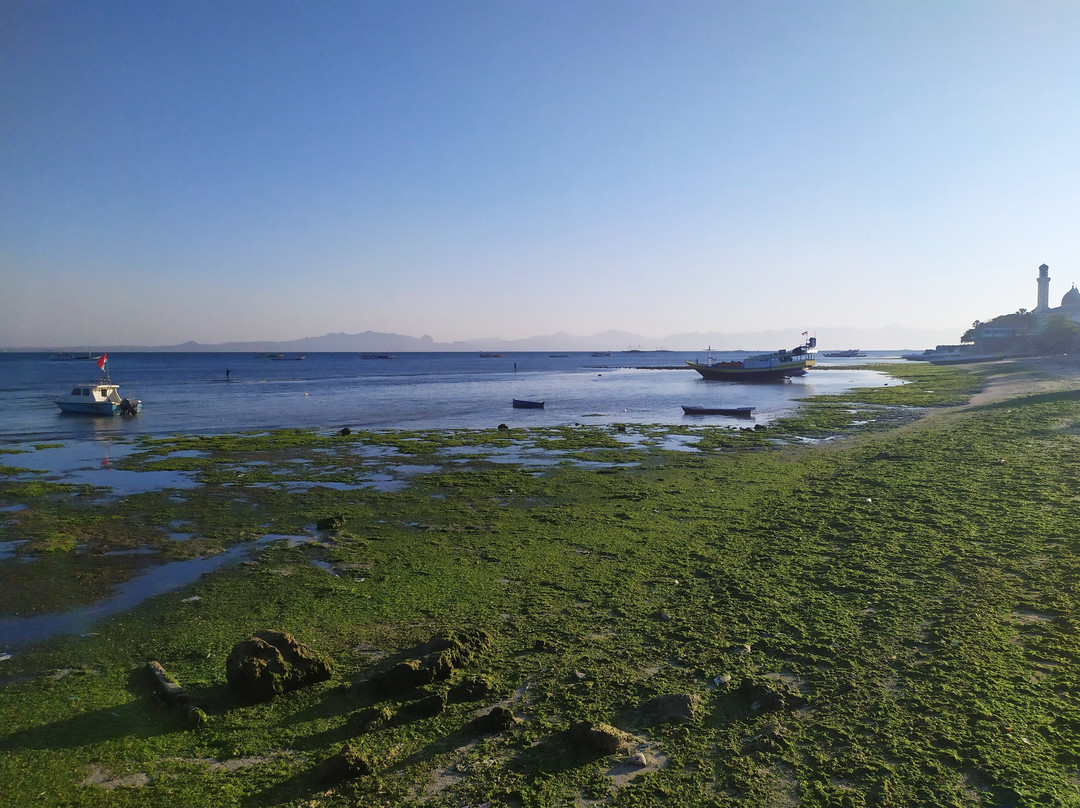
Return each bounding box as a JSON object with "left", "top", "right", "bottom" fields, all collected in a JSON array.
[{"left": 686, "top": 337, "right": 817, "bottom": 380}]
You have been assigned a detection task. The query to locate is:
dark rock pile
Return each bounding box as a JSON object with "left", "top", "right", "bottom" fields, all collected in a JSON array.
[
  {"left": 225, "top": 630, "right": 334, "bottom": 702},
  {"left": 374, "top": 629, "right": 493, "bottom": 695}
]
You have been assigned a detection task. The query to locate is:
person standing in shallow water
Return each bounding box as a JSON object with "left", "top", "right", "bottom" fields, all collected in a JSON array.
[{"left": 226, "top": 368, "right": 230, "bottom": 380}]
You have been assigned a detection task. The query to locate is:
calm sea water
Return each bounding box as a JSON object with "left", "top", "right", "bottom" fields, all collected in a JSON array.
[{"left": 0, "top": 350, "right": 905, "bottom": 444}]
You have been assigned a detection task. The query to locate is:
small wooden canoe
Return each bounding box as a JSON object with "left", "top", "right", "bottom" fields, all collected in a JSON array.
[
  {"left": 512, "top": 399, "right": 545, "bottom": 409},
  {"left": 681, "top": 405, "right": 755, "bottom": 417}
]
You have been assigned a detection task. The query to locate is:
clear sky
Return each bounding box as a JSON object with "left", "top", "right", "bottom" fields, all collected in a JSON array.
[{"left": 3, "top": 1, "right": 1080, "bottom": 348}]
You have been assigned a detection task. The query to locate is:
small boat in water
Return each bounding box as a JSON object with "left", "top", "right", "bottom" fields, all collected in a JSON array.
[
  {"left": 359, "top": 352, "right": 396, "bottom": 359},
  {"left": 51, "top": 350, "right": 100, "bottom": 361},
  {"left": 686, "top": 336, "right": 817, "bottom": 380},
  {"left": 822, "top": 349, "right": 865, "bottom": 358},
  {"left": 480, "top": 352, "right": 503, "bottom": 358},
  {"left": 512, "top": 399, "right": 544, "bottom": 409},
  {"left": 901, "top": 347, "right": 1005, "bottom": 364},
  {"left": 55, "top": 354, "right": 141, "bottom": 415},
  {"left": 681, "top": 405, "right": 755, "bottom": 417}
]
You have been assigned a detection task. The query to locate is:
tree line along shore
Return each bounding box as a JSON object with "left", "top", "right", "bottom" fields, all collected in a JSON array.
[{"left": 2, "top": 359, "right": 1079, "bottom": 807}]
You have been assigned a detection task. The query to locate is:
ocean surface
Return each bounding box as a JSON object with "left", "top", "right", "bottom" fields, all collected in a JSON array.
[{"left": 1, "top": 350, "right": 905, "bottom": 444}]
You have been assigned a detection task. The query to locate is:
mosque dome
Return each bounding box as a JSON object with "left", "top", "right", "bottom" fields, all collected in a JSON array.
[{"left": 1063, "top": 285, "right": 1080, "bottom": 308}]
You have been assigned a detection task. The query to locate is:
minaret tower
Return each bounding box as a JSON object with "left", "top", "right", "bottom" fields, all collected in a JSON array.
[{"left": 1036, "top": 263, "right": 1051, "bottom": 312}]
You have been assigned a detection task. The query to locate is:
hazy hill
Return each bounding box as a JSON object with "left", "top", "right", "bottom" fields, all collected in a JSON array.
[{"left": 18, "top": 324, "right": 961, "bottom": 353}]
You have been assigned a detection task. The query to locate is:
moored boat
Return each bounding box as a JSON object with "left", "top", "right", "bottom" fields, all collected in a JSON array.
[
  {"left": 822, "top": 349, "right": 865, "bottom": 358},
  {"left": 686, "top": 336, "right": 817, "bottom": 380},
  {"left": 54, "top": 354, "right": 141, "bottom": 415},
  {"left": 512, "top": 399, "right": 544, "bottom": 409},
  {"left": 900, "top": 344, "right": 1005, "bottom": 364},
  {"left": 51, "top": 350, "right": 100, "bottom": 361},
  {"left": 681, "top": 405, "right": 755, "bottom": 417},
  {"left": 359, "top": 352, "right": 396, "bottom": 359}
]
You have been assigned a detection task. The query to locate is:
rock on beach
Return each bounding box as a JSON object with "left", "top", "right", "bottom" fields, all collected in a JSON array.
[{"left": 225, "top": 630, "right": 333, "bottom": 702}]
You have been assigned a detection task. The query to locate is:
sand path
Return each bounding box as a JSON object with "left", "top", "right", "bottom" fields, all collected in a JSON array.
[{"left": 903, "top": 358, "right": 1080, "bottom": 433}]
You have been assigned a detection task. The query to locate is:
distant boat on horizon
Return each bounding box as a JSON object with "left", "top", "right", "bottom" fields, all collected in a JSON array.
[
  {"left": 822, "top": 349, "right": 865, "bottom": 358},
  {"left": 51, "top": 350, "right": 100, "bottom": 361},
  {"left": 901, "top": 346, "right": 1006, "bottom": 364}
]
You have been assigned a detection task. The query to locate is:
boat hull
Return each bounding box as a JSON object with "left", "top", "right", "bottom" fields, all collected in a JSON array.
[
  {"left": 512, "top": 399, "right": 544, "bottom": 409},
  {"left": 926, "top": 354, "right": 1005, "bottom": 365},
  {"left": 681, "top": 406, "right": 755, "bottom": 417},
  {"left": 901, "top": 352, "right": 1004, "bottom": 364},
  {"left": 686, "top": 359, "right": 814, "bottom": 380},
  {"left": 55, "top": 400, "right": 141, "bottom": 415}
]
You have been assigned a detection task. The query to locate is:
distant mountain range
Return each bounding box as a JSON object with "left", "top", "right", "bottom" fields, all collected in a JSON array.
[{"left": 22, "top": 324, "right": 962, "bottom": 353}]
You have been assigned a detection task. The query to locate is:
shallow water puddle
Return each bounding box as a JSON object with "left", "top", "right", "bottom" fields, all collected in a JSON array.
[
  {"left": 0, "top": 540, "right": 29, "bottom": 560},
  {"left": 0, "top": 533, "right": 306, "bottom": 650},
  {"left": 655, "top": 433, "right": 703, "bottom": 451},
  {"left": 12, "top": 440, "right": 199, "bottom": 494}
]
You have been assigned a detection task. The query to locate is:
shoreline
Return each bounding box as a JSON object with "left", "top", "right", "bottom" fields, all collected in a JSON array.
[{"left": 4, "top": 360, "right": 1080, "bottom": 805}]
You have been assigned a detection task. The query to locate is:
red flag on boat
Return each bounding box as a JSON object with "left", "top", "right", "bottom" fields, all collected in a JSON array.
[
  {"left": 97, "top": 353, "right": 107, "bottom": 370},
  {"left": 801, "top": 331, "right": 808, "bottom": 336}
]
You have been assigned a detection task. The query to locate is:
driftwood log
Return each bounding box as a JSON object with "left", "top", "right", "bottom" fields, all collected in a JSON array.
[
  {"left": 145, "top": 660, "right": 207, "bottom": 727},
  {"left": 146, "top": 661, "right": 190, "bottom": 707}
]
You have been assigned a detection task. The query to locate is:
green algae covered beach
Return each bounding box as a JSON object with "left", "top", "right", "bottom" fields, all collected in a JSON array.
[{"left": 3, "top": 361, "right": 1080, "bottom": 807}]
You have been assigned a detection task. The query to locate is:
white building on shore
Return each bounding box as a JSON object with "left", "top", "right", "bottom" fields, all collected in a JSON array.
[{"left": 1034, "top": 263, "right": 1080, "bottom": 323}]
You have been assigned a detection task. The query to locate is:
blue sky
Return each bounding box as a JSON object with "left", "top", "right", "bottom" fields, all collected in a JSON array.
[{"left": 3, "top": 1, "right": 1080, "bottom": 348}]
